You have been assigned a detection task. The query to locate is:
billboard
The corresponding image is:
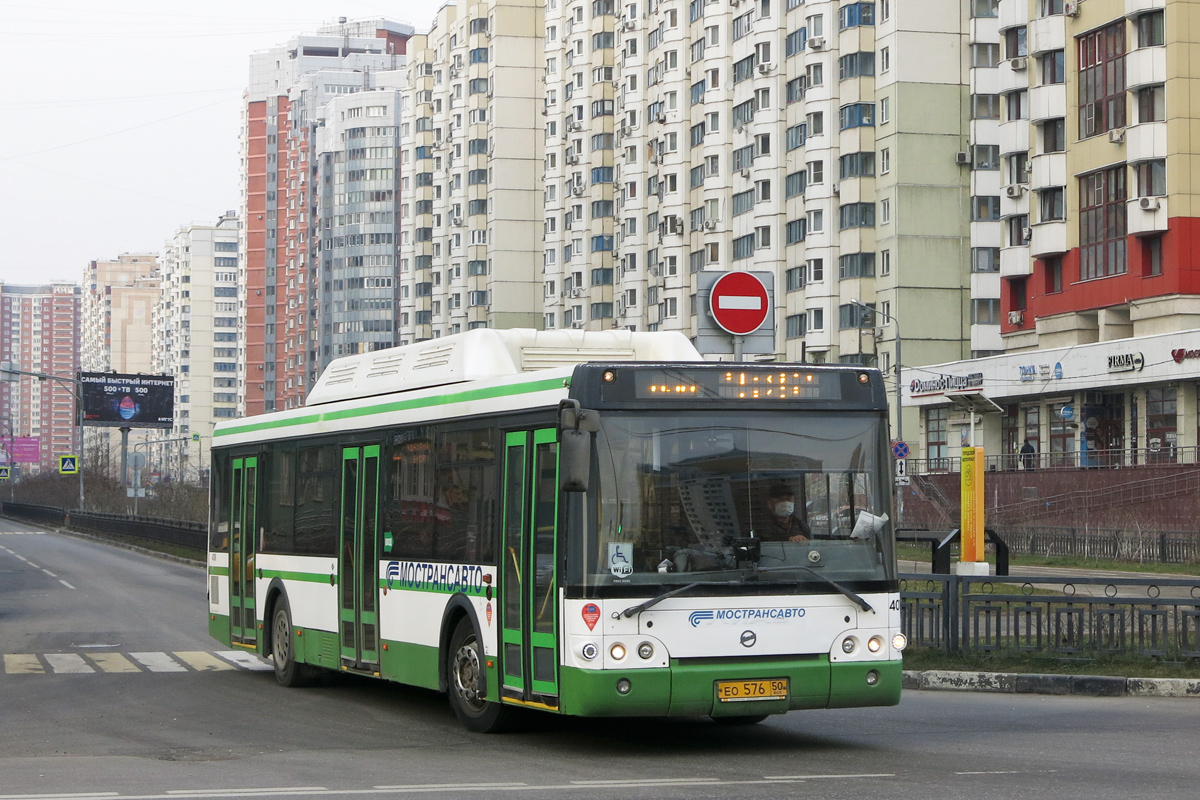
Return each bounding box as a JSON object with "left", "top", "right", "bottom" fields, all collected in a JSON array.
[
  {"left": 0, "top": 437, "right": 40, "bottom": 464},
  {"left": 80, "top": 372, "right": 175, "bottom": 429}
]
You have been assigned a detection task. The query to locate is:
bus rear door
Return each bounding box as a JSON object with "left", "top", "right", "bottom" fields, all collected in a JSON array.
[
  {"left": 339, "top": 445, "right": 381, "bottom": 671},
  {"left": 499, "top": 429, "right": 560, "bottom": 707},
  {"left": 229, "top": 456, "right": 258, "bottom": 646}
]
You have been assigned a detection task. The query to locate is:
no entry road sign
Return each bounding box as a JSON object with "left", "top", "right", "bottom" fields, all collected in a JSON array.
[{"left": 709, "top": 272, "right": 770, "bottom": 336}]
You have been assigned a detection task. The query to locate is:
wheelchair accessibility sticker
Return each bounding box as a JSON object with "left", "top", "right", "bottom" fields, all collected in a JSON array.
[{"left": 608, "top": 542, "right": 634, "bottom": 578}]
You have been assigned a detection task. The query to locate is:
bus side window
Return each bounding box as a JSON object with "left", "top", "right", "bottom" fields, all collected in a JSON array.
[{"left": 210, "top": 451, "right": 231, "bottom": 553}]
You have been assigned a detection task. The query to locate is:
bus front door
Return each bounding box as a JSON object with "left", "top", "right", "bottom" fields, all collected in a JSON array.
[
  {"left": 338, "top": 445, "right": 381, "bottom": 671},
  {"left": 500, "top": 429, "right": 560, "bottom": 707},
  {"left": 229, "top": 456, "right": 258, "bottom": 646}
]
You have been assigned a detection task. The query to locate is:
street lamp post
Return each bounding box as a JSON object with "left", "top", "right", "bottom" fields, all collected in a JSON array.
[
  {"left": 849, "top": 299, "right": 902, "bottom": 444},
  {"left": 0, "top": 363, "right": 85, "bottom": 510}
]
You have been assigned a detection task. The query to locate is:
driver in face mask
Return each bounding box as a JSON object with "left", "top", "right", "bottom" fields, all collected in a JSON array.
[{"left": 760, "top": 484, "right": 811, "bottom": 542}]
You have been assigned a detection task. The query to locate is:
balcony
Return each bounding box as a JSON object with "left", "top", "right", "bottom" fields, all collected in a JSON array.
[
  {"left": 1028, "top": 15, "right": 1065, "bottom": 56},
  {"left": 1031, "top": 152, "right": 1067, "bottom": 188},
  {"left": 1029, "top": 84, "right": 1067, "bottom": 122},
  {"left": 1125, "top": 45, "right": 1166, "bottom": 90},
  {"left": 1127, "top": 195, "right": 1168, "bottom": 236},
  {"left": 999, "top": 119, "right": 1029, "bottom": 155},
  {"left": 1125, "top": 0, "right": 1165, "bottom": 17},
  {"left": 1126, "top": 120, "right": 1167, "bottom": 162},
  {"left": 1000, "top": 244, "right": 1032, "bottom": 277},
  {"left": 1030, "top": 220, "right": 1068, "bottom": 257}
]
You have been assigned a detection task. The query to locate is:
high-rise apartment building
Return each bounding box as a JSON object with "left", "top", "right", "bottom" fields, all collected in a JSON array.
[
  {"left": 397, "top": 0, "right": 545, "bottom": 341},
  {"left": 241, "top": 18, "right": 413, "bottom": 414},
  {"left": 80, "top": 253, "right": 160, "bottom": 477},
  {"left": 904, "top": 1, "right": 1200, "bottom": 468},
  {"left": 314, "top": 80, "right": 405, "bottom": 360},
  {"left": 0, "top": 282, "right": 81, "bottom": 474},
  {"left": 155, "top": 212, "right": 240, "bottom": 480}
]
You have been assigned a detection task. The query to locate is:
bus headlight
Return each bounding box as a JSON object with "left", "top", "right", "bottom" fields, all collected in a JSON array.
[
  {"left": 867, "top": 636, "right": 883, "bottom": 653},
  {"left": 637, "top": 642, "right": 654, "bottom": 660},
  {"left": 610, "top": 643, "right": 627, "bottom": 661},
  {"left": 581, "top": 642, "right": 598, "bottom": 660},
  {"left": 841, "top": 636, "right": 856, "bottom": 654},
  {"left": 892, "top": 633, "right": 908, "bottom": 652}
]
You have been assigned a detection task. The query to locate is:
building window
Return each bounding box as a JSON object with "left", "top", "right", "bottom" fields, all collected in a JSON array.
[
  {"left": 972, "top": 144, "right": 1000, "bottom": 171},
  {"left": 971, "top": 298, "right": 1001, "bottom": 325},
  {"left": 838, "top": 203, "right": 875, "bottom": 229},
  {"left": 971, "top": 93, "right": 1000, "bottom": 119},
  {"left": 1039, "top": 186, "right": 1065, "bottom": 221},
  {"left": 838, "top": 103, "right": 875, "bottom": 129},
  {"left": 927, "top": 407, "right": 949, "bottom": 467},
  {"left": 973, "top": 43, "right": 1000, "bottom": 66},
  {"left": 1039, "top": 50, "right": 1064, "bottom": 85},
  {"left": 1142, "top": 235, "right": 1163, "bottom": 277},
  {"left": 1137, "top": 84, "right": 1165, "bottom": 123},
  {"left": 971, "top": 0, "right": 997, "bottom": 17},
  {"left": 839, "top": 253, "right": 875, "bottom": 278},
  {"left": 1005, "top": 26, "right": 1027, "bottom": 59},
  {"left": 1006, "top": 90, "right": 1028, "bottom": 120},
  {"left": 1146, "top": 386, "right": 1177, "bottom": 463},
  {"left": 1042, "top": 118, "right": 1066, "bottom": 152},
  {"left": 972, "top": 196, "right": 1001, "bottom": 221},
  {"left": 1136, "top": 11, "right": 1165, "bottom": 48},
  {"left": 972, "top": 247, "right": 1001, "bottom": 273},
  {"left": 1078, "top": 22, "right": 1126, "bottom": 138},
  {"left": 1045, "top": 256, "right": 1063, "bottom": 292},
  {"left": 1079, "top": 166, "right": 1127, "bottom": 279},
  {"left": 1134, "top": 159, "right": 1166, "bottom": 197}
]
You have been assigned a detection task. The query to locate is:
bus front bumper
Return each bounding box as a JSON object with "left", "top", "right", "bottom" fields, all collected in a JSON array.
[{"left": 557, "top": 656, "right": 902, "bottom": 718}]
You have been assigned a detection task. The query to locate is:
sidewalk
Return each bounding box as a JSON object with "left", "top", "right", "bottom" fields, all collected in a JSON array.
[{"left": 902, "top": 669, "right": 1200, "bottom": 698}]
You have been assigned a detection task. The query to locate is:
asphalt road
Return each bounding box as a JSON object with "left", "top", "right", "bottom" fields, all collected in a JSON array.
[{"left": 2, "top": 520, "right": 1198, "bottom": 800}]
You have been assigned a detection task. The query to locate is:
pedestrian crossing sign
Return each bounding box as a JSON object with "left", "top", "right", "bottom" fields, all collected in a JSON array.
[
  {"left": 59, "top": 455, "right": 78, "bottom": 474},
  {"left": 0, "top": 466, "right": 8, "bottom": 481}
]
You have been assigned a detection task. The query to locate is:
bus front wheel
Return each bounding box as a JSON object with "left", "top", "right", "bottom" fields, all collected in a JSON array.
[
  {"left": 271, "top": 599, "right": 319, "bottom": 688},
  {"left": 447, "top": 618, "right": 510, "bottom": 733}
]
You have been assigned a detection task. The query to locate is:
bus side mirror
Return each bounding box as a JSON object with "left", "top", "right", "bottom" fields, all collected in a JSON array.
[
  {"left": 559, "top": 400, "right": 598, "bottom": 493},
  {"left": 560, "top": 429, "right": 590, "bottom": 493}
]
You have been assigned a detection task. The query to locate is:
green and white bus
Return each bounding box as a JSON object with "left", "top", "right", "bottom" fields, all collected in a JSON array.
[{"left": 207, "top": 328, "right": 906, "bottom": 732}]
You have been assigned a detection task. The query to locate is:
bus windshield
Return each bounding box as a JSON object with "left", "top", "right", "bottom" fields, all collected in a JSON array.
[{"left": 571, "top": 410, "right": 894, "bottom": 592}]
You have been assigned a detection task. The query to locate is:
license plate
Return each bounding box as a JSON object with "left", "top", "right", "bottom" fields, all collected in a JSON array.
[{"left": 715, "top": 678, "right": 789, "bottom": 702}]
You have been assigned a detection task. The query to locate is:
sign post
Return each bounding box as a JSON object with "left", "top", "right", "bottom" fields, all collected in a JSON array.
[{"left": 709, "top": 272, "right": 770, "bottom": 361}]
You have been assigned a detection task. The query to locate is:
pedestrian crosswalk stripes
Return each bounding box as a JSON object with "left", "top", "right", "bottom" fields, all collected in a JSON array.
[{"left": 1, "top": 650, "right": 273, "bottom": 675}]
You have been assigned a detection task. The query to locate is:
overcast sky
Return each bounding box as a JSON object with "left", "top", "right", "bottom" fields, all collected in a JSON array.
[{"left": 0, "top": 0, "right": 445, "bottom": 286}]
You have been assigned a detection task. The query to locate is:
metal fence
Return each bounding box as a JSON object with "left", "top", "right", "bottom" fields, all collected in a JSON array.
[
  {"left": 1, "top": 502, "right": 206, "bottom": 552},
  {"left": 900, "top": 572, "right": 1200, "bottom": 661},
  {"left": 910, "top": 445, "right": 1200, "bottom": 475}
]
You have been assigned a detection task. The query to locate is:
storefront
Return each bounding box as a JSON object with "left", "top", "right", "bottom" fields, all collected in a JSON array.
[{"left": 900, "top": 330, "right": 1200, "bottom": 471}]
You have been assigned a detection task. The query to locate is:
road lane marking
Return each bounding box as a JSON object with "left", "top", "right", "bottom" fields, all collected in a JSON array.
[
  {"left": 129, "top": 652, "right": 187, "bottom": 673},
  {"left": 42, "top": 569, "right": 57, "bottom": 578},
  {"left": 174, "top": 652, "right": 236, "bottom": 671},
  {"left": 46, "top": 654, "right": 94, "bottom": 674},
  {"left": 3, "top": 654, "right": 44, "bottom": 674},
  {"left": 215, "top": 650, "right": 273, "bottom": 671},
  {"left": 166, "top": 791, "right": 328, "bottom": 796},
  {"left": 763, "top": 773, "right": 896, "bottom": 780},
  {"left": 88, "top": 653, "right": 142, "bottom": 673},
  {"left": 60, "top": 580, "right": 76, "bottom": 590}
]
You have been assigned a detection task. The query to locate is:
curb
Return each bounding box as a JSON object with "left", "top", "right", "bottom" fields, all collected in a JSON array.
[{"left": 903, "top": 669, "right": 1200, "bottom": 698}]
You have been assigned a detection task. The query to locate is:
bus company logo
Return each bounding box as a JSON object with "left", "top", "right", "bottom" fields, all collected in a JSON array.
[
  {"left": 689, "top": 608, "right": 805, "bottom": 627},
  {"left": 385, "top": 560, "right": 486, "bottom": 595},
  {"left": 740, "top": 630, "right": 757, "bottom": 648}
]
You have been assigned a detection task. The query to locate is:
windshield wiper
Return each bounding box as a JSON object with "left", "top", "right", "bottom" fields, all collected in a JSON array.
[
  {"left": 619, "top": 579, "right": 743, "bottom": 618},
  {"left": 745, "top": 565, "right": 875, "bottom": 613}
]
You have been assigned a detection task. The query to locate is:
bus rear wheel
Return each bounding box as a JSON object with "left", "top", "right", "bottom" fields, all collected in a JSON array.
[
  {"left": 271, "top": 600, "right": 319, "bottom": 688},
  {"left": 447, "top": 618, "right": 510, "bottom": 733}
]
